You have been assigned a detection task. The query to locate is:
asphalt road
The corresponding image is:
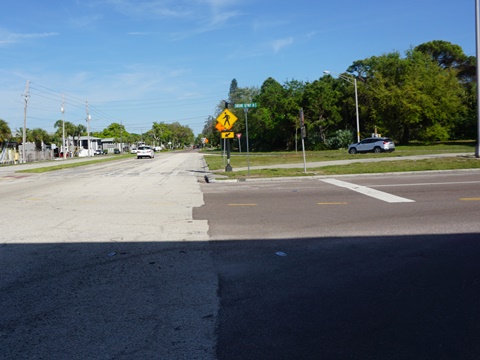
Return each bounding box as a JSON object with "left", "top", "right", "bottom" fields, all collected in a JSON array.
[
  {"left": 196, "top": 171, "right": 480, "bottom": 359},
  {"left": 2, "top": 153, "right": 480, "bottom": 359},
  {"left": 1, "top": 152, "right": 218, "bottom": 360}
]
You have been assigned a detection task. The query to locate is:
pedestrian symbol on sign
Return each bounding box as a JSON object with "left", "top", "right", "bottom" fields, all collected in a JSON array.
[{"left": 223, "top": 112, "right": 231, "bottom": 127}]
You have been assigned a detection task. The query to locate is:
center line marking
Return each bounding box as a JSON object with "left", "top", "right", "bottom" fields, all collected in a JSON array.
[
  {"left": 228, "top": 204, "right": 257, "bottom": 206},
  {"left": 321, "top": 178, "right": 415, "bottom": 203},
  {"left": 317, "top": 202, "right": 347, "bottom": 205}
]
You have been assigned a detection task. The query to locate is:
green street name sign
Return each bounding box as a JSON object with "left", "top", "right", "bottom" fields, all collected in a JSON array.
[{"left": 234, "top": 103, "right": 258, "bottom": 108}]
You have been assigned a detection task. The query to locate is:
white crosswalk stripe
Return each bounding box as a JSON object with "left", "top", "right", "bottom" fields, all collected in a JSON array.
[{"left": 321, "top": 178, "right": 415, "bottom": 203}]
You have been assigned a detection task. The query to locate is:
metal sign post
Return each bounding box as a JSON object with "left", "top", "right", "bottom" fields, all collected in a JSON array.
[
  {"left": 234, "top": 103, "right": 257, "bottom": 175},
  {"left": 216, "top": 103, "right": 238, "bottom": 172}
]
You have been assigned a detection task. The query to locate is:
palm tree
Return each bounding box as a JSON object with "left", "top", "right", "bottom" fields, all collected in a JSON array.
[
  {"left": 73, "top": 124, "right": 87, "bottom": 154},
  {"left": 0, "top": 119, "right": 12, "bottom": 143},
  {"left": 31, "top": 128, "right": 51, "bottom": 151}
]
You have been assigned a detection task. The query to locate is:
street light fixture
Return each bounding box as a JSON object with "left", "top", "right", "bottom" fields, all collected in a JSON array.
[
  {"left": 324, "top": 70, "right": 360, "bottom": 143},
  {"left": 61, "top": 96, "right": 66, "bottom": 160}
]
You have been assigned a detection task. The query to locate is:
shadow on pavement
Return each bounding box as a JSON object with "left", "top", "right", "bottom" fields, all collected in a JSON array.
[{"left": 2, "top": 233, "right": 480, "bottom": 359}]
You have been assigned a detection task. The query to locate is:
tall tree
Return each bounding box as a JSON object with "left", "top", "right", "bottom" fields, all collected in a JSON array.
[
  {"left": 252, "top": 77, "right": 291, "bottom": 150},
  {"left": 152, "top": 122, "right": 173, "bottom": 147},
  {"left": 228, "top": 78, "right": 239, "bottom": 104},
  {"left": 31, "top": 128, "right": 51, "bottom": 150},
  {"left": 415, "top": 40, "right": 469, "bottom": 70},
  {"left": 415, "top": 40, "right": 477, "bottom": 140},
  {"left": 73, "top": 124, "right": 87, "bottom": 149},
  {"left": 201, "top": 116, "right": 219, "bottom": 147},
  {"left": 98, "top": 122, "right": 128, "bottom": 141},
  {"left": 0, "top": 119, "right": 12, "bottom": 143},
  {"left": 355, "top": 50, "right": 466, "bottom": 143},
  {"left": 302, "top": 76, "right": 343, "bottom": 147}
]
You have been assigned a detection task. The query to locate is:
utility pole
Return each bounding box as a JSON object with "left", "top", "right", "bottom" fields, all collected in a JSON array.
[
  {"left": 244, "top": 107, "right": 251, "bottom": 175},
  {"left": 86, "top": 101, "right": 91, "bottom": 157},
  {"left": 120, "top": 121, "right": 123, "bottom": 154},
  {"left": 61, "top": 95, "right": 66, "bottom": 160},
  {"left": 476, "top": 0, "right": 480, "bottom": 157},
  {"left": 22, "top": 80, "right": 30, "bottom": 164}
]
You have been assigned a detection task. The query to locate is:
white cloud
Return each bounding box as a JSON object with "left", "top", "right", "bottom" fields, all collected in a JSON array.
[
  {"left": 104, "top": 0, "right": 194, "bottom": 19},
  {"left": 252, "top": 19, "right": 290, "bottom": 32},
  {"left": 271, "top": 37, "right": 294, "bottom": 53},
  {"left": 0, "top": 31, "right": 58, "bottom": 46},
  {"left": 128, "top": 31, "right": 154, "bottom": 36},
  {"left": 102, "top": 0, "right": 243, "bottom": 39},
  {"left": 67, "top": 14, "right": 103, "bottom": 28}
]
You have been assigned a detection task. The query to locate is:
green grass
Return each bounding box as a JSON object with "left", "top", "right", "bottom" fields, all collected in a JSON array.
[
  {"left": 14, "top": 142, "right": 479, "bottom": 177},
  {"left": 203, "top": 143, "right": 475, "bottom": 170},
  {"left": 213, "top": 157, "right": 480, "bottom": 180},
  {"left": 202, "top": 142, "right": 478, "bottom": 179},
  {"left": 16, "top": 154, "right": 132, "bottom": 173}
]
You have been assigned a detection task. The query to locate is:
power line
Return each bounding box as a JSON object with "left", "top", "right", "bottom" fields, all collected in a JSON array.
[{"left": 22, "top": 81, "right": 223, "bottom": 134}]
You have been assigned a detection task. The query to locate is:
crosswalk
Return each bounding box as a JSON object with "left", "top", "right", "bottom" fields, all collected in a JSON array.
[{"left": 321, "top": 178, "right": 415, "bottom": 203}]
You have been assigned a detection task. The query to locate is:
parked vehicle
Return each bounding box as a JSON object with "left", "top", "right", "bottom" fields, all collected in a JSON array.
[
  {"left": 348, "top": 137, "right": 395, "bottom": 154},
  {"left": 130, "top": 148, "right": 137, "bottom": 154},
  {"left": 136, "top": 146, "right": 154, "bottom": 159},
  {"left": 114, "top": 149, "right": 120, "bottom": 154},
  {"left": 94, "top": 149, "right": 103, "bottom": 155}
]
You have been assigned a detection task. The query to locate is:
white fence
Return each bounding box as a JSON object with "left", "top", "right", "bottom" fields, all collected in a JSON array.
[{"left": 0, "top": 148, "right": 54, "bottom": 165}]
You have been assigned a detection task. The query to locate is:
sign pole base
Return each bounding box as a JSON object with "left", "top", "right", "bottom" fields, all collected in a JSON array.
[{"left": 225, "top": 138, "right": 232, "bottom": 171}]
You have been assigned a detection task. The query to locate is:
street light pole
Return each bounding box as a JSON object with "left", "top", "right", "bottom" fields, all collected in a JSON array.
[
  {"left": 61, "top": 95, "right": 66, "bottom": 160},
  {"left": 324, "top": 70, "right": 360, "bottom": 143},
  {"left": 244, "top": 107, "right": 251, "bottom": 175},
  {"left": 86, "top": 101, "right": 91, "bottom": 157},
  {"left": 353, "top": 77, "right": 360, "bottom": 143},
  {"left": 22, "top": 81, "right": 30, "bottom": 163},
  {"left": 476, "top": 0, "right": 480, "bottom": 157}
]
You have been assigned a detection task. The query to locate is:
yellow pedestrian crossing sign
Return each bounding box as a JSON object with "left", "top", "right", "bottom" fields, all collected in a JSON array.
[{"left": 216, "top": 109, "right": 238, "bottom": 130}]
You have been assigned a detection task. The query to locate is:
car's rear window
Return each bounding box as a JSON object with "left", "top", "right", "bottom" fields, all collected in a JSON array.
[{"left": 138, "top": 146, "right": 150, "bottom": 150}]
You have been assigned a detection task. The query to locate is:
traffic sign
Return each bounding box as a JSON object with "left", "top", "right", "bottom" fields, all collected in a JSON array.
[
  {"left": 215, "top": 122, "right": 225, "bottom": 132},
  {"left": 234, "top": 103, "right": 258, "bottom": 108},
  {"left": 221, "top": 131, "right": 235, "bottom": 139},
  {"left": 216, "top": 109, "right": 238, "bottom": 130}
]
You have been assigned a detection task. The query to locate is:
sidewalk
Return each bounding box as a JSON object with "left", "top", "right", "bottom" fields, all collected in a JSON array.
[{"left": 230, "top": 152, "right": 474, "bottom": 172}]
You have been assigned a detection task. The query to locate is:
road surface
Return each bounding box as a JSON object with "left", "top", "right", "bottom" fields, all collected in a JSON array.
[{"left": 2, "top": 152, "right": 480, "bottom": 359}]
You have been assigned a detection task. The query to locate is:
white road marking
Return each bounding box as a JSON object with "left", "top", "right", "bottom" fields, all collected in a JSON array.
[
  {"left": 321, "top": 178, "right": 415, "bottom": 203},
  {"left": 374, "top": 180, "right": 480, "bottom": 188}
]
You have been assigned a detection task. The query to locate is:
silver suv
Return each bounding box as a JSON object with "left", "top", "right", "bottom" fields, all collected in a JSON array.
[{"left": 348, "top": 137, "right": 395, "bottom": 154}]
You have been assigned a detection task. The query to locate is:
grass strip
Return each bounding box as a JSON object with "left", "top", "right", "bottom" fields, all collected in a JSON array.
[
  {"left": 16, "top": 155, "right": 132, "bottom": 173},
  {"left": 214, "top": 157, "right": 480, "bottom": 180}
]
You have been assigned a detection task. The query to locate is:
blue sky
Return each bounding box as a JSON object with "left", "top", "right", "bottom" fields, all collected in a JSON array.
[{"left": 0, "top": 0, "right": 475, "bottom": 136}]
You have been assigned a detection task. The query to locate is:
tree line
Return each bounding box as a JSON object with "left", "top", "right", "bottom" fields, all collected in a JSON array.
[
  {"left": 0, "top": 119, "right": 194, "bottom": 151},
  {"left": 201, "top": 40, "right": 476, "bottom": 151}
]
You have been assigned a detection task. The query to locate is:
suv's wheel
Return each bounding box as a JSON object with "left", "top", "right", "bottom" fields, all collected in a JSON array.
[
  {"left": 373, "top": 147, "right": 382, "bottom": 153},
  {"left": 348, "top": 148, "right": 357, "bottom": 154}
]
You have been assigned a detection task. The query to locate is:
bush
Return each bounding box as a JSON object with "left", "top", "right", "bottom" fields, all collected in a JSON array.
[
  {"left": 325, "top": 129, "right": 354, "bottom": 150},
  {"left": 421, "top": 123, "right": 450, "bottom": 144}
]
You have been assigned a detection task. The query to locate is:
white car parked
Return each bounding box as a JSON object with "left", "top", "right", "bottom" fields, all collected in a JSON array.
[
  {"left": 136, "top": 145, "right": 154, "bottom": 159},
  {"left": 348, "top": 137, "right": 395, "bottom": 154}
]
